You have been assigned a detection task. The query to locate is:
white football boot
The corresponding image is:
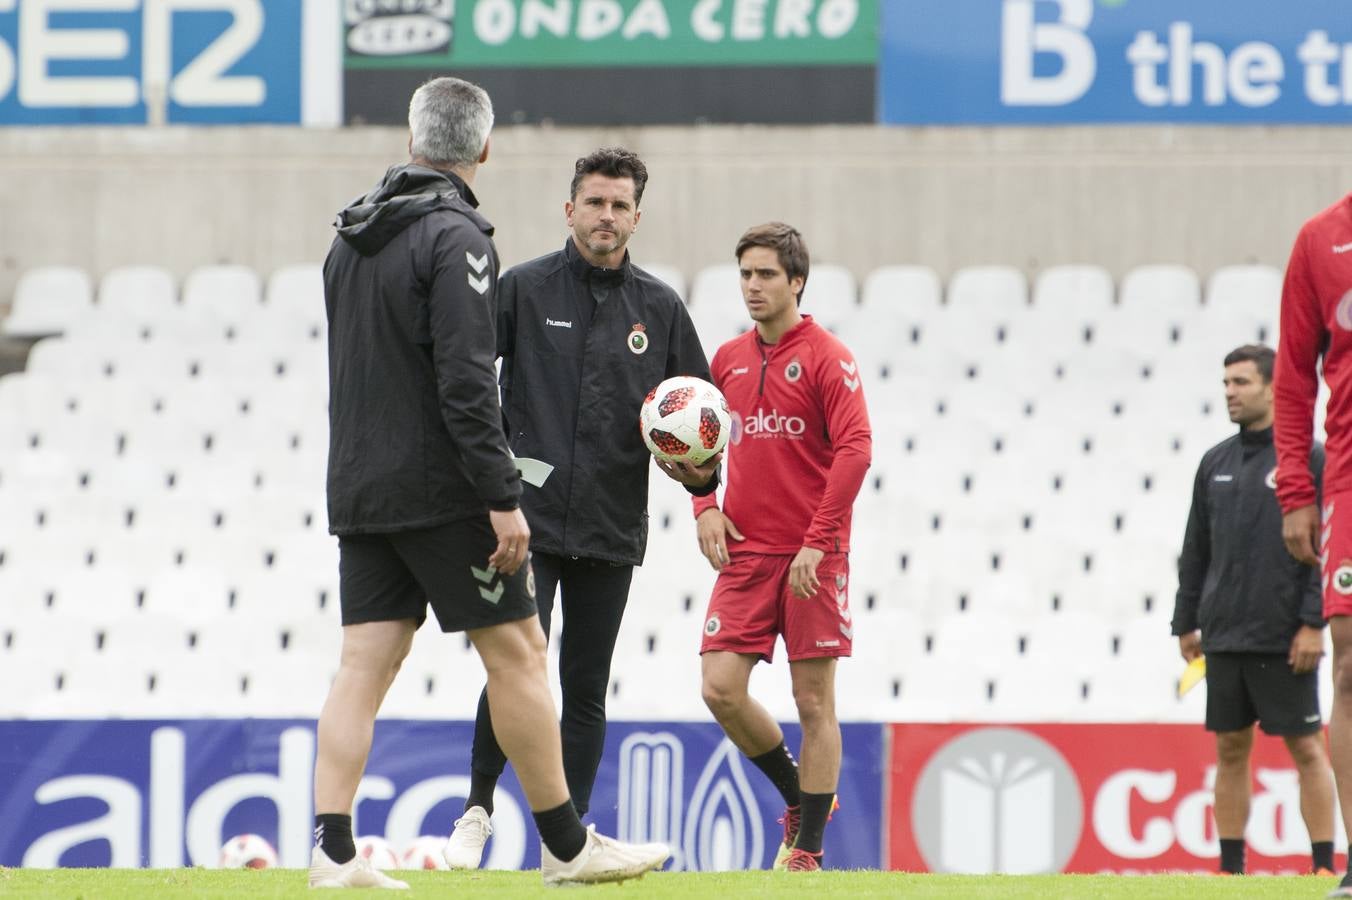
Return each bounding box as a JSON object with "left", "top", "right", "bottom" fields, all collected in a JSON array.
[
  {"left": 444, "top": 805, "right": 493, "bottom": 870},
  {"left": 540, "top": 825, "right": 669, "bottom": 886},
  {"left": 309, "top": 845, "right": 409, "bottom": 890}
]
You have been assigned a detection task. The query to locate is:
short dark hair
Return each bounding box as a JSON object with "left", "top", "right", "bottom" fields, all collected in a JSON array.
[
  {"left": 735, "top": 222, "right": 810, "bottom": 305},
  {"left": 570, "top": 147, "right": 648, "bottom": 205},
  {"left": 1224, "top": 343, "right": 1275, "bottom": 383}
]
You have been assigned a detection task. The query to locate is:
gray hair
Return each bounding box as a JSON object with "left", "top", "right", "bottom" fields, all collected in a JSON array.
[{"left": 408, "top": 77, "right": 494, "bottom": 168}]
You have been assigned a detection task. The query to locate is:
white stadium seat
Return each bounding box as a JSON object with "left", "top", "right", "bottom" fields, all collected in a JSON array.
[
  {"left": 636, "top": 262, "right": 686, "bottom": 300},
  {"left": 801, "top": 263, "right": 858, "bottom": 331},
  {"left": 1205, "top": 264, "right": 1281, "bottom": 321},
  {"left": 861, "top": 265, "right": 942, "bottom": 313},
  {"left": 98, "top": 265, "right": 177, "bottom": 320},
  {"left": 1029, "top": 264, "right": 1114, "bottom": 352},
  {"left": 1033, "top": 264, "right": 1115, "bottom": 316},
  {"left": 946, "top": 265, "right": 1028, "bottom": 315},
  {"left": 3, "top": 266, "right": 94, "bottom": 338},
  {"left": 182, "top": 264, "right": 263, "bottom": 321},
  {"left": 1118, "top": 263, "right": 1201, "bottom": 317},
  {"left": 688, "top": 263, "right": 750, "bottom": 356},
  {"left": 265, "top": 263, "right": 325, "bottom": 315},
  {"left": 25, "top": 337, "right": 113, "bottom": 380}
]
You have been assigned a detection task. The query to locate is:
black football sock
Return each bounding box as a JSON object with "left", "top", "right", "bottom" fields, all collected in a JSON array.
[
  {"left": 315, "top": 813, "right": 355, "bottom": 864},
  {"left": 465, "top": 768, "right": 497, "bottom": 816},
  {"left": 1218, "top": 838, "right": 1244, "bottom": 874},
  {"left": 749, "top": 742, "right": 800, "bottom": 809},
  {"left": 795, "top": 791, "right": 834, "bottom": 856},
  {"left": 534, "top": 800, "right": 588, "bottom": 863},
  {"left": 1313, "top": 840, "right": 1334, "bottom": 872}
]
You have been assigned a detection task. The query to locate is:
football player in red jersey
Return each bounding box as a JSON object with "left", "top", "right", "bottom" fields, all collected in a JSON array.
[
  {"left": 1273, "top": 192, "right": 1352, "bottom": 897},
  {"left": 677, "top": 223, "right": 871, "bottom": 871}
]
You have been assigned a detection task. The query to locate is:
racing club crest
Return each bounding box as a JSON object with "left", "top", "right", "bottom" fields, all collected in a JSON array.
[
  {"left": 628, "top": 323, "right": 649, "bottom": 355},
  {"left": 1336, "top": 562, "right": 1352, "bottom": 596}
]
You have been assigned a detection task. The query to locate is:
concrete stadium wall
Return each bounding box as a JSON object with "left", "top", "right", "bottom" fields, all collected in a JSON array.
[{"left": 2, "top": 125, "right": 1350, "bottom": 305}]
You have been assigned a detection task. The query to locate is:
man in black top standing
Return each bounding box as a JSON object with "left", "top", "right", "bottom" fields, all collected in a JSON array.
[
  {"left": 1172, "top": 343, "right": 1335, "bottom": 876},
  {"left": 446, "top": 148, "right": 719, "bottom": 868},
  {"left": 312, "top": 80, "right": 668, "bottom": 888}
]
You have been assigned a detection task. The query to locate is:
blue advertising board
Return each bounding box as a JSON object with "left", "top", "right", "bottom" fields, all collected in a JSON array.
[
  {"left": 0, "top": 1, "right": 304, "bottom": 124},
  {"left": 0, "top": 720, "right": 884, "bottom": 871},
  {"left": 881, "top": 0, "right": 1352, "bottom": 124}
]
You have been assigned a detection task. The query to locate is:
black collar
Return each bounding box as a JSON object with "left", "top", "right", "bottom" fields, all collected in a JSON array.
[
  {"left": 439, "top": 170, "right": 479, "bottom": 208},
  {"left": 1239, "top": 425, "right": 1274, "bottom": 446},
  {"left": 563, "top": 238, "right": 631, "bottom": 285}
]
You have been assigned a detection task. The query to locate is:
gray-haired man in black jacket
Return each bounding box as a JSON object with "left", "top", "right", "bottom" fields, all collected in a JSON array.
[
  {"left": 313, "top": 79, "right": 668, "bottom": 888},
  {"left": 1172, "top": 343, "right": 1334, "bottom": 876}
]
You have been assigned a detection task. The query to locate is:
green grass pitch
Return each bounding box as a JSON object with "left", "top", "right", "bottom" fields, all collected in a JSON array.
[{"left": 0, "top": 868, "right": 1343, "bottom": 898}]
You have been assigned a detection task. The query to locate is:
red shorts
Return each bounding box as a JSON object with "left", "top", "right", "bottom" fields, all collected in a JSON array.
[
  {"left": 700, "top": 552, "right": 853, "bottom": 663},
  {"left": 1324, "top": 492, "right": 1352, "bottom": 617}
]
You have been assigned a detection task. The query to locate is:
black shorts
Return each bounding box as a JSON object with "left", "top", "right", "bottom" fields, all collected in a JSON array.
[
  {"left": 1205, "top": 652, "right": 1322, "bottom": 736},
  {"left": 338, "top": 517, "right": 537, "bottom": 633}
]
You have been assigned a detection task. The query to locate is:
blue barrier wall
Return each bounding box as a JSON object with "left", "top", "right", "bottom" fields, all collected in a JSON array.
[{"left": 0, "top": 719, "right": 884, "bottom": 870}]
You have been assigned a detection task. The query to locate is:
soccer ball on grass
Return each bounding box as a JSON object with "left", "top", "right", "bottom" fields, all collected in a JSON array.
[
  {"left": 401, "top": 835, "right": 451, "bottom": 870},
  {"left": 218, "top": 833, "right": 278, "bottom": 869},
  {"left": 355, "top": 835, "right": 401, "bottom": 870}
]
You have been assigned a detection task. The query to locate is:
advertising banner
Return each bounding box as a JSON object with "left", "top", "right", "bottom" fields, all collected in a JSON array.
[
  {"left": 343, "top": 0, "right": 877, "bottom": 68},
  {"left": 342, "top": 0, "right": 878, "bottom": 124},
  {"left": 880, "top": 0, "right": 1352, "bottom": 124},
  {"left": 0, "top": 719, "right": 884, "bottom": 870},
  {"left": 0, "top": 0, "right": 338, "bottom": 125},
  {"left": 888, "top": 723, "right": 1347, "bottom": 875}
]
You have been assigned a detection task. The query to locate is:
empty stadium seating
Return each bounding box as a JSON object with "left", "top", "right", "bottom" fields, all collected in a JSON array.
[{"left": 0, "top": 258, "right": 1285, "bottom": 722}]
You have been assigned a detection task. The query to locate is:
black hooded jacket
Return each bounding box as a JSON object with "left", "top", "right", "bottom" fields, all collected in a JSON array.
[
  {"left": 1172, "top": 426, "right": 1325, "bottom": 653},
  {"left": 498, "top": 239, "right": 715, "bottom": 564},
  {"left": 324, "top": 164, "right": 521, "bottom": 535}
]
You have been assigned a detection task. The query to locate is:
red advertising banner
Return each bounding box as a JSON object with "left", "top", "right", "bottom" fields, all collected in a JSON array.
[{"left": 887, "top": 723, "right": 1344, "bottom": 875}]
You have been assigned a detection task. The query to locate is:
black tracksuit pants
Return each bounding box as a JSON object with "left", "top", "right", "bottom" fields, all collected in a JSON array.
[{"left": 470, "top": 551, "right": 632, "bottom": 817}]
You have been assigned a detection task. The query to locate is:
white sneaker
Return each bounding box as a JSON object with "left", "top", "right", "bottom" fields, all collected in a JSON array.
[
  {"left": 541, "top": 825, "right": 670, "bottom": 886},
  {"left": 444, "top": 805, "right": 492, "bottom": 870},
  {"left": 309, "top": 845, "right": 409, "bottom": 889}
]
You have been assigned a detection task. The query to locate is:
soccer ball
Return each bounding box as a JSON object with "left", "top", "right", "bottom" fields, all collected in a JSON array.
[
  {"left": 639, "top": 375, "right": 731, "bottom": 466},
  {"left": 218, "top": 833, "right": 278, "bottom": 869},
  {"left": 401, "top": 835, "right": 450, "bottom": 870},
  {"left": 355, "top": 835, "right": 400, "bottom": 870}
]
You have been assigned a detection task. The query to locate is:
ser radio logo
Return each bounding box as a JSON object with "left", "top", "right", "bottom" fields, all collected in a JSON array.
[{"left": 346, "top": 0, "right": 454, "bottom": 57}]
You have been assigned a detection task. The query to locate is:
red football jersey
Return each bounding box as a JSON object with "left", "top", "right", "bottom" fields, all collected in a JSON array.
[
  {"left": 1274, "top": 193, "right": 1352, "bottom": 512},
  {"left": 693, "top": 315, "right": 872, "bottom": 554}
]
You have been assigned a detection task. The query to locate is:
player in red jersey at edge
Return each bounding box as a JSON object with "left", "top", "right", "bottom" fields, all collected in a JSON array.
[
  {"left": 670, "top": 222, "right": 871, "bottom": 872},
  {"left": 1272, "top": 192, "right": 1352, "bottom": 899}
]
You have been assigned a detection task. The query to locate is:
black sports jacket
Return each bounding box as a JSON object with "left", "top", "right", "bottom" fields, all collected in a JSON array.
[
  {"left": 324, "top": 164, "right": 521, "bottom": 535},
  {"left": 498, "top": 239, "right": 715, "bottom": 565},
  {"left": 1172, "top": 426, "right": 1324, "bottom": 653}
]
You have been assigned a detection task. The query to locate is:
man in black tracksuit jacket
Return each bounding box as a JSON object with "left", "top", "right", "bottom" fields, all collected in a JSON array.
[
  {"left": 314, "top": 81, "right": 670, "bottom": 886},
  {"left": 446, "top": 148, "right": 718, "bottom": 865},
  {"left": 1171, "top": 344, "right": 1334, "bottom": 876}
]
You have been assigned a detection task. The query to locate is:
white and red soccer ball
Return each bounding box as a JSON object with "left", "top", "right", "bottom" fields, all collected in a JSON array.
[
  {"left": 218, "top": 833, "right": 278, "bottom": 869},
  {"left": 640, "top": 376, "right": 731, "bottom": 466},
  {"left": 401, "top": 835, "right": 451, "bottom": 870},
  {"left": 355, "top": 835, "right": 401, "bottom": 870}
]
